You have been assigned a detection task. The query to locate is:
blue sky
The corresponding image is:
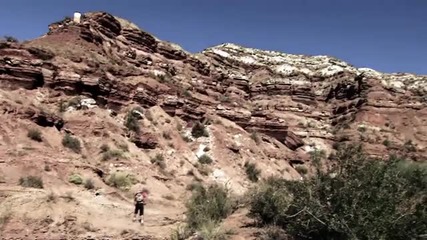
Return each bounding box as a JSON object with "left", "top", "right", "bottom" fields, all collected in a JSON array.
[{"left": 1, "top": 0, "right": 426, "bottom": 74}]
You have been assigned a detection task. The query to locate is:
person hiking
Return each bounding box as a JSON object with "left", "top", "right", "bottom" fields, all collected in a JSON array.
[{"left": 133, "top": 189, "right": 148, "bottom": 224}]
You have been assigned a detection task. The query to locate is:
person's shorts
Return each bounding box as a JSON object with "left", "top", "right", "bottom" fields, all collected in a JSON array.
[{"left": 134, "top": 202, "right": 144, "bottom": 215}]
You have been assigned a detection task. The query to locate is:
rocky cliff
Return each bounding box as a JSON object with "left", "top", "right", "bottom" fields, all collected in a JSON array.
[{"left": 0, "top": 11, "right": 426, "bottom": 239}]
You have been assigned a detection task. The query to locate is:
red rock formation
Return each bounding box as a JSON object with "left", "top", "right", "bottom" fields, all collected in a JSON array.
[{"left": 0, "top": 11, "right": 426, "bottom": 160}]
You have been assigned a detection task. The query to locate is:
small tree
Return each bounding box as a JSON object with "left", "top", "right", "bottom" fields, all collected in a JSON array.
[
  {"left": 107, "top": 172, "right": 137, "bottom": 190},
  {"left": 244, "top": 162, "right": 261, "bottom": 182},
  {"left": 19, "top": 176, "right": 43, "bottom": 189},
  {"left": 84, "top": 178, "right": 95, "bottom": 190},
  {"left": 27, "top": 129, "right": 42, "bottom": 142},
  {"left": 191, "top": 121, "right": 209, "bottom": 138},
  {"left": 186, "top": 184, "right": 234, "bottom": 230},
  {"left": 198, "top": 154, "right": 213, "bottom": 164},
  {"left": 68, "top": 174, "right": 83, "bottom": 185},
  {"left": 62, "top": 134, "right": 81, "bottom": 153},
  {"left": 150, "top": 153, "right": 166, "bottom": 169},
  {"left": 3, "top": 36, "right": 18, "bottom": 43},
  {"left": 124, "top": 111, "right": 140, "bottom": 133},
  {"left": 249, "top": 144, "right": 427, "bottom": 240}
]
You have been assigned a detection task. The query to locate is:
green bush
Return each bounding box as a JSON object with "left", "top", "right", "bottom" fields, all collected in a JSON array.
[
  {"left": 3, "top": 35, "right": 18, "bottom": 43},
  {"left": 19, "top": 176, "right": 43, "bottom": 189},
  {"left": 68, "top": 174, "right": 83, "bottom": 185},
  {"left": 197, "top": 164, "right": 211, "bottom": 176},
  {"left": 84, "top": 178, "right": 95, "bottom": 190},
  {"left": 116, "top": 141, "right": 129, "bottom": 152},
  {"left": 163, "top": 131, "right": 172, "bottom": 140},
  {"left": 382, "top": 139, "right": 391, "bottom": 147},
  {"left": 107, "top": 172, "right": 137, "bottom": 190},
  {"left": 181, "top": 133, "right": 192, "bottom": 142},
  {"left": 248, "top": 178, "right": 292, "bottom": 226},
  {"left": 27, "top": 47, "right": 54, "bottom": 60},
  {"left": 124, "top": 111, "right": 140, "bottom": 133},
  {"left": 191, "top": 121, "right": 209, "bottom": 138},
  {"left": 249, "top": 144, "right": 427, "bottom": 240},
  {"left": 27, "top": 128, "right": 42, "bottom": 142},
  {"left": 250, "top": 131, "right": 260, "bottom": 144},
  {"left": 170, "top": 224, "right": 192, "bottom": 240},
  {"left": 151, "top": 153, "right": 166, "bottom": 169},
  {"left": 186, "top": 184, "right": 234, "bottom": 231},
  {"left": 100, "top": 144, "right": 110, "bottom": 153},
  {"left": 403, "top": 139, "right": 416, "bottom": 152},
  {"left": 259, "top": 225, "right": 288, "bottom": 240},
  {"left": 198, "top": 154, "right": 213, "bottom": 164},
  {"left": 244, "top": 162, "right": 261, "bottom": 182},
  {"left": 197, "top": 219, "right": 233, "bottom": 240},
  {"left": 101, "top": 149, "right": 124, "bottom": 161},
  {"left": 62, "top": 134, "right": 81, "bottom": 153},
  {"left": 294, "top": 165, "right": 308, "bottom": 175}
]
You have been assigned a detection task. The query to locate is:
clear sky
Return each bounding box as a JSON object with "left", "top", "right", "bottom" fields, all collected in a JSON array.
[{"left": 1, "top": 0, "right": 426, "bottom": 74}]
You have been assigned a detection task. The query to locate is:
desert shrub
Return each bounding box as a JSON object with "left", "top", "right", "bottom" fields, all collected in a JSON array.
[
  {"left": 197, "top": 219, "right": 233, "bottom": 240},
  {"left": 44, "top": 164, "right": 51, "bottom": 172},
  {"left": 19, "top": 176, "right": 43, "bottom": 189},
  {"left": 62, "top": 134, "right": 81, "bottom": 153},
  {"left": 170, "top": 224, "right": 193, "bottom": 240},
  {"left": 259, "top": 225, "right": 288, "bottom": 240},
  {"left": 3, "top": 35, "right": 18, "bottom": 43},
  {"left": 27, "top": 47, "right": 54, "bottom": 60},
  {"left": 101, "top": 149, "right": 124, "bottom": 161},
  {"left": 151, "top": 153, "right": 166, "bottom": 169},
  {"left": 186, "top": 184, "right": 234, "bottom": 231},
  {"left": 116, "top": 141, "right": 129, "bottom": 152},
  {"left": 198, "top": 154, "right": 213, "bottom": 164},
  {"left": 67, "top": 96, "right": 82, "bottom": 108},
  {"left": 0, "top": 211, "right": 12, "bottom": 228},
  {"left": 68, "top": 174, "right": 83, "bottom": 185},
  {"left": 58, "top": 99, "right": 67, "bottom": 112},
  {"left": 46, "top": 191, "right": 57, "bottom": 202},
  {"left": 124, "top": 111, "right": 140, "bottom": 133},
  {"left": 100, "top": 144, "right": 110, "bottom": 153},
  {"left": 357, "top": 125, "right": 366, "bottom": 132},
  {"left": 163, "top": 131, "right": 172, "bottom": 140},
  {"left": 197, "top": 164, "right": 211, "bottom": 176},
  {"left": 58, "top": 96, "right": 86, "bottom": 112},
  {"left": 181, "top": 133, "right": 192, "bottom": 142},
  {"left": 162, "top": 194, "right": 175, "bottom": 200},
  {"left": 27, "top": 128, "right": 42, "bottom": 142},
  {"left": 186, "top": 181, "right": 204, "bottom": 191},
  {"left": 182, "top": 89, "right": 191, "bottom": 97},
  {"left": 403, "top": 139, "right": 416, "bottom": 152},
  {"left": 383, "top": 139, "right": 391, "bottom": 147},
  {"left": 176, "top": 122, "right": 183, "bottom": 131},
  {"left": 249, "top": 144, "right": 427, "bottom": 240},
  {"left": 294, "top": 165, "right": 308, "bottom": 175},
  {"left": 332, "top": 141, "right": 342, "bottom": 150},
  {"left": 248, "top": 177, "right": 292, "bottom": 226},
  {"left": 250, "top": 131, "right": 260, "bottom": 144},
  {"left": 62, "top": 191, "right": 75, "bottom": 202},
  {"left": 191, "top": 121, "right": 209, "bottom": 138},
  {"left": 84, "top": 178, "right": 95, "bottom": 190},
  {"left": 107, "top": 172, "right": 137, "bottom": 190},
  {"left": 244, "top": 162, "right": 261, "bottom": 182}
]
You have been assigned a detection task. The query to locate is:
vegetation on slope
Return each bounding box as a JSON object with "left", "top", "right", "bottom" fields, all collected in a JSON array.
[
  {"left": 249, "top": 144, "right": 427, "bottom": 240},
  {"left": 171, "top": 184, "right": 236, "bottom": 240}
]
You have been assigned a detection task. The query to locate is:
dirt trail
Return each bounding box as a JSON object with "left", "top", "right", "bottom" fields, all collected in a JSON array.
[{"left": 0, "top": 186, "right": 185, "bottom": 239}]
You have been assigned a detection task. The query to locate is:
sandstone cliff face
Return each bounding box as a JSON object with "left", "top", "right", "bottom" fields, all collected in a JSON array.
[
  {"left": 1, "top": 11, "right": 426, "bottom": 161},
  {"left": 0, "top": 11, "right": 426, "bottom": 239}
]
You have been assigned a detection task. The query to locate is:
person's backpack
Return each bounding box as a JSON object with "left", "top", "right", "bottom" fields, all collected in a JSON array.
[{"left": 135, "top": 192, "right": 144, "bottom": 203}]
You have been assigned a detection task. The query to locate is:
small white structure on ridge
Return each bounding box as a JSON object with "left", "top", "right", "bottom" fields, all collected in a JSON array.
[{"left": 73, "top": 12, "right": 82, "bottom": 24}]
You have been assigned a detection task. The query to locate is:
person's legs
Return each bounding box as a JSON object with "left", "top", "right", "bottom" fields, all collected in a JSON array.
[
  {"left": 133, "top": 203, "right": 139, "bottom": 221},
  {"left": 139, "top": 203, "right": 144, "bottom": 224}
]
